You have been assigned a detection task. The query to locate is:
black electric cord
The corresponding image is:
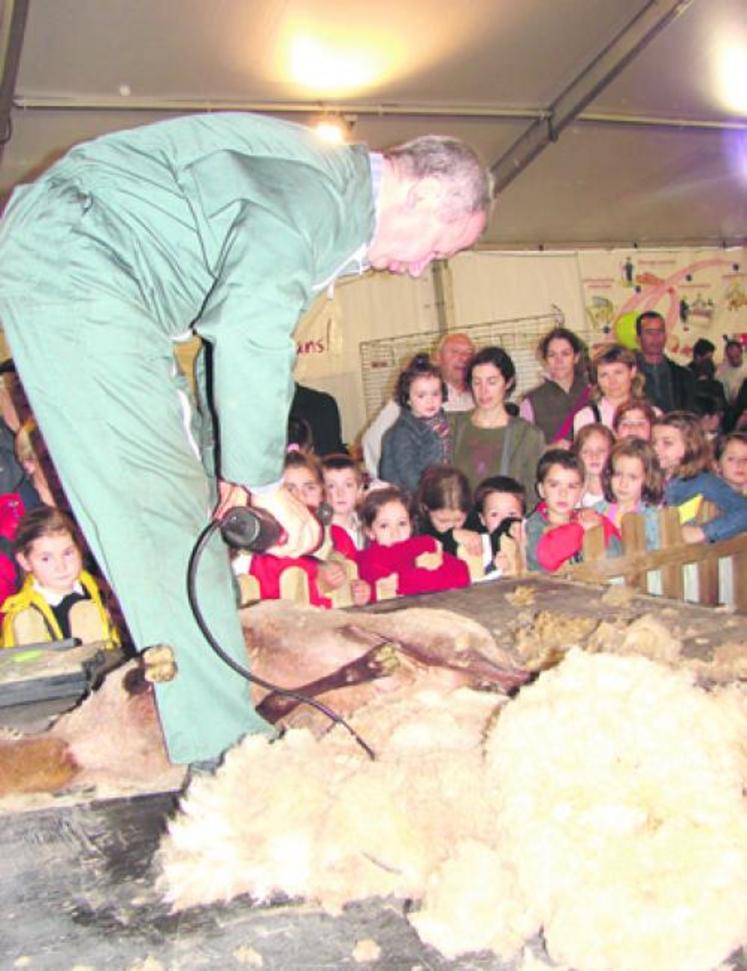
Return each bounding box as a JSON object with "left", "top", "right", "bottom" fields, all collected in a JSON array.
[{"left": 186, "top": 516, "right": 376, "bottom": 761}]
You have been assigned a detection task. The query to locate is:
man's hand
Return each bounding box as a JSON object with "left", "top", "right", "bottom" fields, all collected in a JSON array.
[
  {"left": 214, "top": 480, "right": 252, "bottom": 520},
  {"left": 251, "top": 485, "right": 322, "bottom": 557}
]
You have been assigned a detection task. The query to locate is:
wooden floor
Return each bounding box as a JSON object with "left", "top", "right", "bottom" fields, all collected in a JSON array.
[
  {"left": 1, "top": 790, "right": 535, "bottom": 969},
  {"left": 1, "top": 577, "right": 746, "bottom": 969}
]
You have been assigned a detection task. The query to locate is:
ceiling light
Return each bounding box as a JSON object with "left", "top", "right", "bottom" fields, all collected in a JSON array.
[{"left": 312, "top": 114, "right": 355, "bottom": 144}]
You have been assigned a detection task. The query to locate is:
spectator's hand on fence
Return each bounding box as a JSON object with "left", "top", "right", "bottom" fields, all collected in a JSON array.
[
  {"left": 317, "top": 561, "right": 347, "bottom": 592},
  {"left": 351, "top": 578, "right": 372, "bottom": 606},
  {"left": 453, "top": 528, "right": 482, "bottom": 556},
  {"left": 577, "top": 509, "right": 602, "bottom": 531},
  {"left": 681, "top": 524, "right": 705, "bottom": 544}
]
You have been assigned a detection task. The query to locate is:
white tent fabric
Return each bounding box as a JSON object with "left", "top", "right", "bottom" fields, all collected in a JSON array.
[{"left": 0, "top": 0, "right": 745, "bottom": 247}]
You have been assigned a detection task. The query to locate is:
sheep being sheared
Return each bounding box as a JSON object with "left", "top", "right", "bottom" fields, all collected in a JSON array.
[{"left": 0, "top": 602, "right": 525, "bottom": 801}]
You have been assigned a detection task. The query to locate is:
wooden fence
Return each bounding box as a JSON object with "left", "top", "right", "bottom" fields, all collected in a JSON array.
[{"left": 561, "top": 503, "right": 747, "bottom": 610}]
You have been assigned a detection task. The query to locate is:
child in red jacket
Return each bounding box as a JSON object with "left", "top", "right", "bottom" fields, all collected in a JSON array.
[
  {"left": 525, "top": 449, "right": 621, "bottom": 573},
  {"left": 0, "top": 492, "right": 24, "bottom": 625},
  {"left": 357, "top": 486, "right": 470, "bottom": 600},
  {"left": 233, "top": 451, "right": 369, "bottom": 607}
]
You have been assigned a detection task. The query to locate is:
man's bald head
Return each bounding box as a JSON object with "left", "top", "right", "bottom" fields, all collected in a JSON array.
[
  {"left": 437, "top": 332, "right": 476, "bottom": 393},
  {"left": 385, "top": 136, "right": 493, "bottom": 219},
  {"left": 367, "top": 137, "right": 492, "bottom": 279}
]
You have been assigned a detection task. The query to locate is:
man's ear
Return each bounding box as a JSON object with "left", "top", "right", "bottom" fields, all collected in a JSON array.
[
  {"left": 407, "top": 175, "right": 445, "bottom": 211},
  {"left": 16, "top": 552, "right": 29, "bottom": 573},
  {"left": 537, "top": 482, "right": 546, "bottom": 500}
]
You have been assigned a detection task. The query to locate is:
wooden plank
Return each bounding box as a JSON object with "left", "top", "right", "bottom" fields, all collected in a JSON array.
[
  {"left": 659, "top": 507, "right": 684, "bottom": 600},
  {"left": 620, "top": 510, "right": 646, "bottom": 591},
  {"left": 582, "top": 523, "right": 606, "bottom": 562},
  {"left": 695, "top": 501, "right": 719, "bottom": 605},
  {"left": 696, "top": 555, "right": 720, "bottom": 605},
  {"left": 565, "top": 530, "right": 747, "bottom": 580},
  {"left": 733, "top": 550, "right": 747, "bottom": 612}
]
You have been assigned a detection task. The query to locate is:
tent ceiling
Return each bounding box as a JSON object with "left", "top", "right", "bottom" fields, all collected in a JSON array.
[{"left": 1, "top": 0, "right": 745, "bottom": 247}]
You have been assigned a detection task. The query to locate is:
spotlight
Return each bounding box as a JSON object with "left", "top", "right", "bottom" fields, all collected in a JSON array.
[{"left": 312, "top": 113, "right": 356, "bottom": 144}]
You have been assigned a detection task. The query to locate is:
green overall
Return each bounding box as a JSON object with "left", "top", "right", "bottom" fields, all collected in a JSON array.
[{"left": 0, "top": 114, "right": 375, "bottom": 763}]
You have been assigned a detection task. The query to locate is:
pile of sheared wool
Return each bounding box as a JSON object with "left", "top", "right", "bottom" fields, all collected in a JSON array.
[
  {"left": 158, "top": 651, "right": 747, "bottom": 971},
  {"left": 158, "top": 685, "right": 505, "bottom": 914},
  {"left": 484, "top": 650, "right": 747, "bottom": 971}
]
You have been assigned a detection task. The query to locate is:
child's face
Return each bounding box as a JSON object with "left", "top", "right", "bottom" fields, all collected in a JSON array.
[
  {"left": 407, "top": 375, "right": 443, "bottom": 419},
  {"left": 718, "top": 439, "right": 747, "bottom": 491},
  {"left": 610, "top": 455, "right": 645, "bottom": 508},
  {"left": 616, "top": 408, "right": 651, "bottom": 441},
  {"left": 367, "top": 500, "right": 412, "bottom": 546},
  {"left": 480, "top": 492, "right": 523, "bottom": 533},
  {"left": 539, "top": 465, "right": 583, "bottom": 520},
  {"left": 652, "top": 425, "right": 686, "bottom": 473},
  {"left": 578, "top": 431, "right": 610, "bottom": 477},
  {"left": 18, "top": 531, "right": 82, "bottom": 594},
  {"left": 323, "top": 468, "right": 361, "bottom": 516},
  {"left": 283, "top": 466, "right": 323, "bottom": 509},
  {"left": 428, "top": 507, "right": 467, "bottom": 532}
]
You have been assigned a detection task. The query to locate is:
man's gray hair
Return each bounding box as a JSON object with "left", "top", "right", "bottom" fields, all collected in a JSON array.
[{"left": 386, "top": 136, "right": 493, "bottom": 217}]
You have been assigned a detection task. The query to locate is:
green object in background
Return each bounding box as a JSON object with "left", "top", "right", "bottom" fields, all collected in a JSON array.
[{"left": 11, "top": 650, "right": 43, "bottom": 664}]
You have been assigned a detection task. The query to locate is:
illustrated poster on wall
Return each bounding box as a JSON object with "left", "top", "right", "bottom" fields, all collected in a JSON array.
[{"left": 579, "top": 247, "right": 747, "bottom": 359}]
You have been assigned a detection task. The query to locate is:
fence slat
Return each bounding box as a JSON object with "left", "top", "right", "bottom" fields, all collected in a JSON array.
[
  {"left": 696, "top": 501, "right": 719, "bottom": 606},
  {"left": 581, "top": 523, "right": 607, "bottom": 563},
  {"left": 659, "top": 507, "right": 684, "bottom": 600},
  {"left": 620, "top": 510, "right": 646, "bottom": 591},
  {"left": 733, "top": 550, "right": 747, "bottom": 612}
]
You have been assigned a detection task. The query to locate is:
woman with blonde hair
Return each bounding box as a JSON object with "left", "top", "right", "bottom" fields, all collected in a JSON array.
[{"left": 573, "top": 344, "right": 647, "bottom": 435}]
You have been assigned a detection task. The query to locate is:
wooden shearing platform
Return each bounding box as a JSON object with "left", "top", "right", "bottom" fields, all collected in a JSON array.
[{"left": 1, "top": 577, "right": 746, "bottom": 970}]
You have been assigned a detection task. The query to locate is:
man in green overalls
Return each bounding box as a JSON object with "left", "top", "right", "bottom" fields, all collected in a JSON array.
[{"left": 0, "top": 114, "right": 490, "bottom": 765}]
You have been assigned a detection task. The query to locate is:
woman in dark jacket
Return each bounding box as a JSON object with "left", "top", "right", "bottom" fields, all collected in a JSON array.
[{"left": 519, "top": 326, "right": 590, "bottom": 445}]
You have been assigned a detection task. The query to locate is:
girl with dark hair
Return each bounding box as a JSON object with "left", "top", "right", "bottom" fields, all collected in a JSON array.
[
  {"left": 450, "top": 345, "right": 545, "bottom": 503},
  {"left": 652, "top": 412, "right": 747, "bottom": 543},
  {"left": 356, "top": 485, "right": 470, "bottom": 600},
  {"left": 414, "top": 464, "right": 480, "bottom": 556},
  {"left": 519, "top": 327, "right": 590, "bottom": 445},
  {"left": 595, "top": 438, "right": 663, "bottom": 549},
  {"left": 613, "top": 400, "right": 658, "bottom": 441},
  {"left": 2, "top": 505, "right": 119, "bottom": 648},
  {"left": 715, "top": 432, "right": 747, "bottom": 495},
  {"left": 573, "top": 423, "right": 615, "bottom": 508},
  {"left": 379, "top": 353, "right": 450, "bottom": 491}
]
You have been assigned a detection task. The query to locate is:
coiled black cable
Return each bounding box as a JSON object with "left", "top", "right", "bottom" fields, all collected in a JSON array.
[{"left": 186, "top": 515, "right": 376, "bottom": 760}]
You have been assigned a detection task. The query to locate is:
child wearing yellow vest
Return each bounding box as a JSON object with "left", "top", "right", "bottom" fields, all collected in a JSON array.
[{"left": 1, "top": 506, "right": 119, "bottom": 649}]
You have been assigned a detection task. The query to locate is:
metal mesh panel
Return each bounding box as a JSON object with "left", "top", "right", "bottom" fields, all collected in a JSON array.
[{"left": 359, "top": 305, "right": 597, "bottom": 419}]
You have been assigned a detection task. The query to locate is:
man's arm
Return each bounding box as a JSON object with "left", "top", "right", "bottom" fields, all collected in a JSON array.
[{"left": 196, "top": 202, "right": 314, "bottom": 488}]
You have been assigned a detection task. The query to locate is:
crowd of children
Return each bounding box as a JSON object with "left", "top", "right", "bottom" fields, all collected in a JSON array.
[
  {"left": 222, "top": 339, "right": 747, "bottom": 614},
  {"left": 0, "top": 330, "right": 746, "bottom": 648}
]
